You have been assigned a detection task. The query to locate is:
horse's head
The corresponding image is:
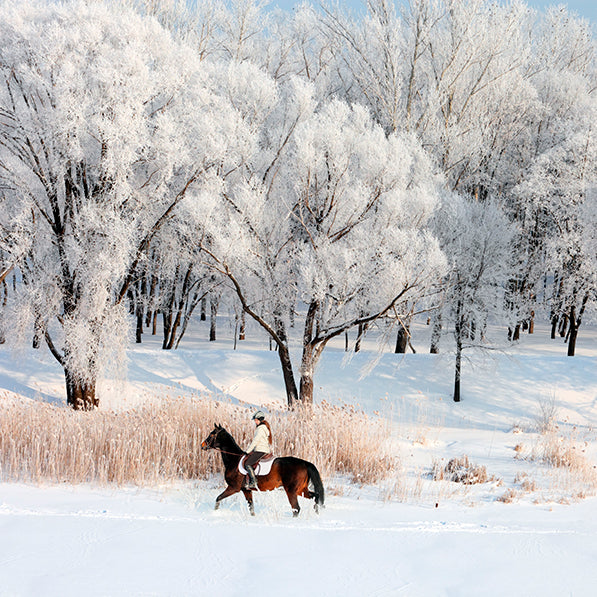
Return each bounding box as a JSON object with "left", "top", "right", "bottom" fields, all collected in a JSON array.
[{"left": 201, "top": 424, "right": 225, "bottom": 451}]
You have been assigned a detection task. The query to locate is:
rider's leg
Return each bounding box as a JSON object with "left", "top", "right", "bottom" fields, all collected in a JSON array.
[
  {"left": 244, "top": 451, "right": 266, "bottom": 489},
  {"left": 245, "top": 463, "right": 257, "bottom": 489}
]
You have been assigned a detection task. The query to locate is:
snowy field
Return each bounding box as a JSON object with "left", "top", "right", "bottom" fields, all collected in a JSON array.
[{"left": 1, "top": 319, "right": 597, "bottom": 596}]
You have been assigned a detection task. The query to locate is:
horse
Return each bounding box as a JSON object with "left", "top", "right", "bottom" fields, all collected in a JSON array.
[{"left": 201, "top": 423, "right": 325, "bottom": 517}]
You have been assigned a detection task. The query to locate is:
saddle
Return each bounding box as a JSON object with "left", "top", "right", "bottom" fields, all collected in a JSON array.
[{"left": 238, "top": 453, "right": 275, "bottom": 476}]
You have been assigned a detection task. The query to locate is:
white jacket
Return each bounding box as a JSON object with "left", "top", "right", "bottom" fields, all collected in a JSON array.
[{"left": 246, "top": 423, "right": 271, "bottom": 453}]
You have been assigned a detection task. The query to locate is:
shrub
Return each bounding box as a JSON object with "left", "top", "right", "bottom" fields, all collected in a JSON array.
[
  {"left": 433, "top": 455, "right": 489, "bottom": 485},
  {"left": 497, "top": 488, "right": 518, "bottom": 503},
  {"left": 535, "top": 393, "right": 559, "bottom": 434}
]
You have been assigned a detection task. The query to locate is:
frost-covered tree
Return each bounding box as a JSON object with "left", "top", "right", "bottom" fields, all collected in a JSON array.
[
  {"left": 326, "top": 0, "right": 597, "bottom": 349},
  {"left": 122, "top": 0, "right": 222, "bottom": 59},
  {"left": 516, "top": 126, "right": 597, "bottom": 356},
  {"left": 133, "top": 225, "right": 219, "bottom": 350},
  {"left": 0, "top": 1, "right": 244, "bottom": 408},
  {"left": 502, "top": 8, "right": 596, "bottom": 339},
  {"left": 324, "top": 0, "right": 538, "bottom": 342},
  {"left": 206, "top": 75, "right": 446, "bottom": 405},
  {"left": 432, "top": 195, "right": 515, "bottom": 401},
  {"left": 325, "top": 0, "right": 536, "bottom": 190},
  {"left": 506, "top": 7, "right": 597, "bottom": 344}
]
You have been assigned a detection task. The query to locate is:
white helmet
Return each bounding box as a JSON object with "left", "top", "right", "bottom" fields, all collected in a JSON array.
[{"left": 252, "top": 410, "right": 265, "bottom": 421}]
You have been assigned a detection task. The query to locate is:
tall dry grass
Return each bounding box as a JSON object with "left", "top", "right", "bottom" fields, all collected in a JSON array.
[
  {"left": 0, "top": 394, "right": 398, "bottom": 486},
  {"left": 534, "top": 432, "right": 597, "bottom": 497},
  {"left": 512, "top": 424, "right": 597, "bottom": 502}
]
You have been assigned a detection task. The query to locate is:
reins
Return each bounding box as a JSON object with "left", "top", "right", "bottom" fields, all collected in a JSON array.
[
  {"left": 208, "top": 428, "right": 244, "bottom": 458},
  {"left": 211, "top": 446, "right": 244, "bottom": 457}
]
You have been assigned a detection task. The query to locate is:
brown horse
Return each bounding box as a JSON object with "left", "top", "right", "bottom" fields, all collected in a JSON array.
[{"left": 201, "top": 424, "right": 324, "bottom": 517}]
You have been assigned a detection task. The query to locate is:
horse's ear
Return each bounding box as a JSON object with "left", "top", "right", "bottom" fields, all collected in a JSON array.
[{"left": 216, "top": 423, "right": 222, "bottom": 429}]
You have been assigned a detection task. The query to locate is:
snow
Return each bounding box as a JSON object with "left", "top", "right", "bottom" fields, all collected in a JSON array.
[
  {"left": 1, "top": 320, "right": 597, "bottom": 596},
  {"left": 2, "top": 482, "right": 597, "bottom": 597}
]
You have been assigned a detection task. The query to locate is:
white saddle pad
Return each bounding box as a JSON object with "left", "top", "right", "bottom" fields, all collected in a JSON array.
[{"left": 238, "top": 454, "right": 276, "bottom": 476}]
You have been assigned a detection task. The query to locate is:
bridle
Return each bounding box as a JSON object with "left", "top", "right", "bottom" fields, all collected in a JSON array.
[{"left": 203, "top": 428, "right": 245, "bottom": 457}]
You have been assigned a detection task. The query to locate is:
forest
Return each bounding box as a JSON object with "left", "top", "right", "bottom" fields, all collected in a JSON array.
[{"left": 0, "top": 0, "right": 595, "bottom": 410}]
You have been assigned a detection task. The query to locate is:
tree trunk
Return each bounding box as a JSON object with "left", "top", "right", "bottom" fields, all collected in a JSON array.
[
  {"left": 355, "top": 322, "right": 368, "bottom": 352},
  {"left": 550, "top": 313, "right": 558, "bottom": 339},
  {"left": 277, "top": 343, "right": 299, "bottom": 407},
  {"left": 508, "top": 323, "right": 521, "bottom": 342},
  {"left": 65, "top": 368, "right": 98, "bottom": 411},
  {"left": 297, "top": 301, "right": 320, "bottom": 404},
  {"left": 164, "top": 309, "right": 183, "bottom": 350},
  {"left": 135, "top": 308, "right": 143, "bottom": 343},
  {"left": 567, "top": 309, "right": 578, "bottom": 356},
  {"left": 299, "top": 343, "right": 316, "bottom": 404},
  {"left": 453, "top": 342, "right": 462, "bottom": 403},
  {"left": 513, "top": 323, "right": 520, "bottom": 341},
  {"left": 161, "top": 309, "right": 173, "bottom": 349},
  {"left": 430, "top": 313, "right": 442, "bottom": 354},
  {"left": 469, "top": 319, "right": 476, "bottom": 341},
  {"left": 0, "top": 279, "right": 6, "bottom": 344},
  {"left": 453, "top": 303, "right": 463, "bottom": 402},
  {"left": 161, "top": 279, "right": 177, "bottom": 349},
  {"left": 135, "top": 278, "right": 146, "bottom": 343},
  {"left": 395, "top": 324, "right": 408, "bottom": 354},
  {"left": 239, "top": 311, "right": 246, "bottom": 341},
  {"left": 145, "top": 273, "right": 158, "bottom": 328},
  {"left": 209, "top": 298, "right": 218, "bottom": 341},
  {"left": 209, "top": 317, "right": 216, "bottom": 341},
  {"left": 559, "top": 314, "right": 568, "bottom": 338},
  {"left": 174, "top": 291, "right": 204, "bottom": 350},
  {"left": 567, "top": 296, "right": 588, "bottom": 357},
  {"left": 32, "top": 316, "right": 43, "bottom": 349}
]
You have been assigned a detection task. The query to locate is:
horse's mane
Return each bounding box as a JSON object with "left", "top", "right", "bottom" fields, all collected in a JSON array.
[{"left": 218, "top": 426, "right": 244, "bottom": 454}]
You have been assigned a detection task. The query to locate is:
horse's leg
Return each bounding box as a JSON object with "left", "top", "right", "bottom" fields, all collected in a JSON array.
[
  {"left": 215, "top": 485, "right": 239, "bottom": 510},
  {"left": 242, "top": 489, "right": 255, "bottom": 516},
  {"left": 284, "top": 487, "right": 301, "bottom": 517},
  {"left": 301, "top": 487, "right": 319, "bottom": 513}
]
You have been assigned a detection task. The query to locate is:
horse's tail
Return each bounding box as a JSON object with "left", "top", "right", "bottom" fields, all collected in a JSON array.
[{"left": 306, "top": 461, "right": 325, "bottom": 512}]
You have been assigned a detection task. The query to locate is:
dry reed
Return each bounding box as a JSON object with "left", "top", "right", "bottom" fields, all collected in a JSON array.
[
  {"left": 0, "top": 394, "right": 397, "bottom": 487},
  {"left": 511, "top": 431, "right": 597, "bottom": 501}
]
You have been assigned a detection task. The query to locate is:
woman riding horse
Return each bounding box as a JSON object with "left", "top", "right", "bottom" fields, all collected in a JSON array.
[
  {"left": 201, "top": 422, "right": 324, "bottom": 517},
  {"left": 244, "top": 410, "right": 272, "bottom": 490}
]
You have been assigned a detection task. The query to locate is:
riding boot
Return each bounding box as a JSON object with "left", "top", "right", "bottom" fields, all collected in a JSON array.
[{"left": 245, "top": 464, "right": 258, "bottom": 490}]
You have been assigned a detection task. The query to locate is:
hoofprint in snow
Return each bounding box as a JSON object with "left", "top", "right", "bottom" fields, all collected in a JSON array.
[{"left": 1, "top": 320, "right": 596, "bottom": 596}]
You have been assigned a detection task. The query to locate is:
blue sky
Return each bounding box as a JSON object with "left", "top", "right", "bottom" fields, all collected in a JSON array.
[{"left": 271, "top": 1, "right": 596, "bottom": 24}]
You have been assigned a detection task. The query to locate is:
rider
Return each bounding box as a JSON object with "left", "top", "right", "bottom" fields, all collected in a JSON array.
[{"left": 244, "top": 410, "right": 272, "bottom": 490}]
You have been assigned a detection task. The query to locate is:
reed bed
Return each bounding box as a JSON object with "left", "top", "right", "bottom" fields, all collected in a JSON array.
[{"left": 0, "top": 393, "right": 397, "bottom": 486}]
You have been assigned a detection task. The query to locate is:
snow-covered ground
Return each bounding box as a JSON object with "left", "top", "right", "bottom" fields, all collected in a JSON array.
[{"left": 1, "top": 319, "right": 596, "bottom": 596}]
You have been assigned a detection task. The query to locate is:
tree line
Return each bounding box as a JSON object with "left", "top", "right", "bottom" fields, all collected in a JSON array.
[{"left": 0, "top": 0, "right": 595, "bottom": 409}]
